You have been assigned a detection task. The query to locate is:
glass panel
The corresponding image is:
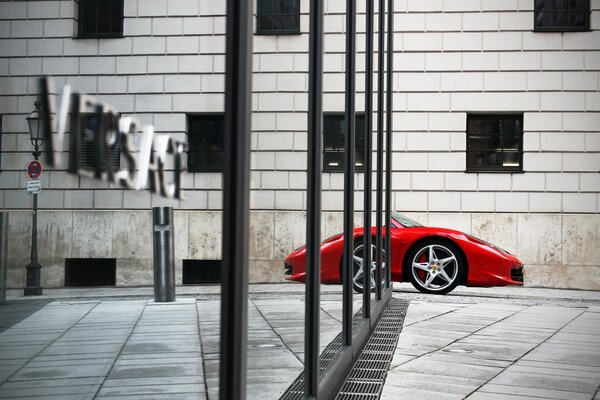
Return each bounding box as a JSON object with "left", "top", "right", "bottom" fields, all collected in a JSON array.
[
  {"left": 467, "top": 115, "right": 523, "bottom": 171},
  {"left": 188, "top": 115, "right": 225, "bottom": 172}
]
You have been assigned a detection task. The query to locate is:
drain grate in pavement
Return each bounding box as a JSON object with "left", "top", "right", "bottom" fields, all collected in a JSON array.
[{"left": 280, "top": 299, "right": 408, "bottom": 399}]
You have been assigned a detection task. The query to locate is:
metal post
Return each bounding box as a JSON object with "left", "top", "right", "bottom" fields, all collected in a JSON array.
[
  {"left": 152, "top": 207, "right": 175, "bottom": 302},
  {"left": 24, "top": 144, "right": 42, "bottom": 296},
  {"left": 220, "top": 0, "right": 252, "bottom": 398},
  {"left": 363, "top": 0, "right": 374, "bottom": 317},
  {"left": 305, "top": 0, "right": 324, "bottom": 396},
  {"left": 385, "top": 0, "right": 394, "bottom": 288},
  {"left": 0, "top": 212, "right": 8, "bottom": 303},
  {"left": 342, "top": 0, "right": 356, "bottom": 347},
  {"left": 375, "top": 0, "right": 385, "bottom": 300}
]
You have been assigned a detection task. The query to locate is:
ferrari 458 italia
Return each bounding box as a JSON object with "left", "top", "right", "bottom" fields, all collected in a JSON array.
[{"left": 284, "top": 212, "right": 524, "bottom": 295}]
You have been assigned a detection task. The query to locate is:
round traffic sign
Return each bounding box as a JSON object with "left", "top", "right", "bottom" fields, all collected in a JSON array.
[{"left": 27, "top": 160, "right": 43, "bottom": 179}]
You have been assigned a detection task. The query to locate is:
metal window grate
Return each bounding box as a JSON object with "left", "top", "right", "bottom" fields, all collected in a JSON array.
[
  {"left": 280, "top": 299, "right": 408, "bottom": 399},
  {"left": 78, "top": 0, "right": 123, "bottom": 38}
]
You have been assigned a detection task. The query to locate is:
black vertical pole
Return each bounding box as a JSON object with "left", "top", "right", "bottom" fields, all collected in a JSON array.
[
  {"left": 385, "top": 0, "right": 394, "bottom": 287},
  {"left": 305, "top": 0, "right": 323, "bottom": 396},
  {"left": 342, "top": 0, "right": 356, "bottom": 347},
  {"left": 375, "top": 0, "right": 385, "bottom": 300},
  {"left": 363, "top": 0, "right": 374, "bottom": 317},
  {"left": 219, "top": 0, "right": 252, "bottom": 398}
]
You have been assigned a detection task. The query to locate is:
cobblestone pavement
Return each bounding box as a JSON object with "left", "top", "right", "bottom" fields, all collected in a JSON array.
[{"left": 1, "top": 284, "right": 599, "bottom": 399}]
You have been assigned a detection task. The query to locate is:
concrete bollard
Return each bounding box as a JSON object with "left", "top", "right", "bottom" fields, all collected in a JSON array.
[
  {"left": 152, "top": 207, "right": 175, "bottom": 302},
  {"left": 0, "top": 212, "right": 8, "bottom": 303}
]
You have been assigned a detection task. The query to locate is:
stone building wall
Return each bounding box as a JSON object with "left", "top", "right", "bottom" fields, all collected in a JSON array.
[{"left": 1, "top": 0, "right": 599, "bottom": 290}]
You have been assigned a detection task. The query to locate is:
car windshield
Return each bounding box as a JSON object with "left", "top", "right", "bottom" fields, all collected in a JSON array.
[{"left": 391, "top": 212, "right": 423, "bottom": 227}]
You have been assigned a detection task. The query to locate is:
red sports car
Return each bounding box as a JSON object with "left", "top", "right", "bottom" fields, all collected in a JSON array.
[{"left": 284, "top": 212, "right": 524, "bottom": 295}]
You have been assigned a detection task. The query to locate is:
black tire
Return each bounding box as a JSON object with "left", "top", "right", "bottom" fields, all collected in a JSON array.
[
  {"left": 351, "top": 237, "right": 386, "bottom": 293},
  {"left": 406, "top": 239, "right": 463, "bottom": 295}
]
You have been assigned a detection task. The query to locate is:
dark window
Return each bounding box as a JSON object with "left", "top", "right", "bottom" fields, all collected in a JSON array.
[
  {"left": 256, "top": 0, "right": 300, "bottom": 35},
  {"left": 65, "top": 258, "right": 116, "bottom": 286},
  {"left": 323, "top": 113, "right": 365, "bottom": 173},
  {"left": 78, "top": 0, "right": 124, "bottom": 38},
  {"left": 183, "top": 260, "right": 222, "bottom": 284},
  {"left": 534, "top": 0, "right": 590, "bottom": 31},
  {"left": 78, "top": 113, "right": 121, "bottom": 173},
  {"left": 188, "top": 115, "right": 224, "bottom": 172},
  {"left": 466, "top": 114, "right": 523, "bottom": 173}
]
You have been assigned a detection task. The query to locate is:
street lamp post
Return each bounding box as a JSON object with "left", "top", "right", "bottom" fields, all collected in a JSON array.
[{"left": 24, "top": 98, "right": 43, "bottom": 296}]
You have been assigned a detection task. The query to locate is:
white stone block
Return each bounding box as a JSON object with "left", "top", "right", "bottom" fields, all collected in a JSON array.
[
  {"left": 394, "top": 52, "right": 425, "bottom": 72},
  {"left": 135, "top": 94, "right": 172, "bottom": 112},
  {"left": 495, "top": 192, "right": 528, "bottom": 212},
  {"left": 499, "top": 11, "right": 532, "bottom": 30},
  {"left": 173, "top": 93, "right": 223, "bottom": 112},
  {"left": 478, "top": 174, "right": 512, "bottom": 191},
  {"left": 276, "top": 112, "right": 307, "bottom": 131},
  {"left": 28, "top": 38, "right": 62, "bottom": 56},
  {"left": 124, "top": 18, "right": 152, "bottom": 36},
  {"left": 445, "top": 172, "right": 477, "bottom": 191},
  {"left": 428, "top": 152, "right": 464, "bottom": 171},
  {"left": 164, "top": 74, "right": 201, "bottom": 93},
  {"left": 462, "top": 52, "right": 499, "bottom": 71},
  {"left": 250, "top": 190, "right": 275, "bottom": 209},
  {"left": 138, "top": 0, "right": 168, "bottom": 16},
  {"left": 260, "top": 54, "right": 295, "bottom": 72},
  {"left": 523, "top": 112, "right": 562, "bottom": 132},
  {"left": 258, "top": 93, "right": 295, "bottom": 112},
  {"left": 0, "top": 1, "right": 26, "bottom": 19},
  {"left": 580, "top": 173, "right": 600, "bottom": 191},
  {"left": 529, "top": 192, "right": 561, "bottom": 212},
  {"left": 129, "top": 75, "right": 164, "bottom": 93},
  {"left": 394, "top": 13, "right": 426, "bottom": 32},
  {"left": 441, "top": 72, "right": 484, "bottom": 92},
  {"left": 563, "top": 31, "right": 600, "bottom": 51},
  {"left": 63, "top": 39, "right": 98, "bottom": 56},
  {"left": 444, "top": 0, "right": 481, "bottom": 11},
  {"left": 426, "top": 13, "right": 462, "bottom": 31},
  {"left": 443, "top": 32, "right": 482, "bottom": 51},
  {"left": 563, "top": 112, "right": 600, "bottom": 132},
  {"left": 167, "top": 0, "right": 198, "bottom": 16},
  {"left": 499, "top": 51, "right": 542, "bottom": 70},
  {"left": 80, "top": 57, "right": 115, "bottom": 75},
  {"left": 147, "top": 55, "right": 179, "bottom": 73},
  {"left": 252, "top": 113, "right": 276, "bottom": 131},
  {"left": 563, "top": 193, "right": 597, "bottom": 213},
  {"left": 397, "top": 73, "right": 440, "bottom": 92},
  {"left": 133, "top": 37, "right": 166, "bottom": 54},
  {"left": 257, "top": 132, "right": 294, "bottom": 150},
  {"left": 289, "top": 171, "right": 307, "bottom": 190},
  {"left": 0, "top": 39, "right": 27, "bottom": 57},
  {"left": 394, "top": 112, "right": 428, "bottom": 131},
  {"left": 200, "top": 35, "right": 225, "bottom": 54},
  {"left": 562, "top": 214, "right": 600, "bottom": 264},
  {"left": 546, "top": 172, "right": 580, "bottom": 191},
  {"left": 587, "top": 93, "right": 600, "bottom": 111},
  {"left": 42, "top": 57, "right": 79, "bottom": 75},
  {"left": 483, "top": 32, "right": 522, "bottom": 51},
  {"left": 179, "top": 55, "right": 214, "bottom": 73},
  {"left": 516, "top": 214, "right": 562, "bottom": 265},
  {"left": 201, "top": 74, "right": 224, "bottom": 93},
  {"left": 526, "top": 71, "right": 562, "bottom": 91},
  {"left": 407, "top": 93, "right": 450, "bottom": 112},
  {"left": 293, "top": 53, "right": 309, "bottom": 72},
  {"left": 94, "top": 190, "right": 123, "bottom": 209},
  {"left": 471, "top": 213, "right": 517, "bottom": 252},
  {"left": 522, "top": 32, "right": 562, "bottom": 50},
  {"left": 180, "top": 191, "right": 208, "bottom": 209},
  {"left": 44, "top": 19, "right": 73, "bottom": 38},
  {"left": 64, "top": 190, "right": 94, "bottom": 209},
  {"left": 276, "top": 191, "right": 304, "bottom": 210},
  {"left": 394, "top": 191, "right": 428, "bottom": 212},
  {"left": 585, "top": 132, "right": 600, "bottom": 151},
  {"left": 403, "top": 32, "right": 443, "bottom": 51},
  {"left": 123, "top": 0, "right": 138, "bottom": 17},
  {"left": 390, "top": 172, "right": 411, "bottom": 190},
  {"left": 166, "top": 36, "right": 199, "bottom": 54},
  {"left": 406, "top": 132, "right": 449, "bottom": 151},
  {"left": 451, "top": 92, "right": 539, "bottom": 112},
  {"left": 484, "top": 72, "right": 527, "bottom": 91},
  {"left": 10, "top": 20, "right": 43, "bottom": 38},
  {"left": 261, "top": 171, "right": 289, "bottom": 189},
  {"left": 392, "top": 152, "right": 428, "bottom": 171},
  {"left": 462, "top": 192, "right": 494, "bottom": 212},
  {"left": 407, "top": 0, "right": 443, "bottom": 11},
  {"left": 563, "top": 153, "right": 600, "bottom": 172},
  {"left": 428, "top": 192, "right": 460, "bottom": 212},
  {"left": 97, "top": 37, "right": 132, "bottom": 55},
  {"left": 9, "top": 58, "right": 42, "bottom": 76},
  {"left": 412, "top": 172, "right": 444, "bottom": 190},
  {"left": 542, "top": 51, "right": 585, "bottom": 70},
  {"left": 275, "top": 152, "right": 306, "bottom": 170},
  {"left": 425, "top": 52, "right": 461, "bottom": 71},
  {"left": 182, "top": 16, "right": 214, "bottom": 35},
  {"left": 563, "top": 72, "right": 599, "bottom": 91},
  {"left": 428, "top": 113, "right": 466, "bottom": 132},
  {"left": 117, "top": 56, "right": 147, "bottom": 74},
  {"left": 585, "top": 51, "right": 600, "bottom": 70},
  {"left": 540, "top": 132, "right": 585, "bottom": 152},
  {"left": 523, "top": 152, "right": 562, "bottom": 171},
  {"left": 154, "top": 113, "right": 186, "bottom": 132},
  {"left": 462, "top": 12, "right": 498, "bottom": 31}
]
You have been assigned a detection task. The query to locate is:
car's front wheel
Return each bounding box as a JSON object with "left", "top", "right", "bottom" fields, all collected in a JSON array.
[
  {"left": 407, "top": 240, "right": 463, "bottom": 295},
  {"left": 352, "top": 238, "right": 386, "bottom": 293}
]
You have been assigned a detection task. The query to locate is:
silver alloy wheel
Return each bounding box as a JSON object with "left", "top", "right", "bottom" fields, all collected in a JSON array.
[
  {"left": 411, "top": 244, "right": 458, "bottom": 292},
  {"left": 352, "top": 243, "right": 386, "bottom": 292}
]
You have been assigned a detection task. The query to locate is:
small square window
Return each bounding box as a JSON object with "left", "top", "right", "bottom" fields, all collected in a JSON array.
[
  {"left": 323, "top": 113, "right": 365, "bottom": 173},
  {"left": 534, "top": 0, "right": 590, "bottom": 31},
  {"left": 77, "top": 112, "right": 121, "bottom": 174},
  {"left": 466, "top": 114, "right": 523, "bottom": 173},
  {"left": 256, "top": 0, "right": 300, "bottom": 35},
  {"left": 188, "top": 115, "right": 224, "bottom": 172},
  {"left": 78, "top": 0, "right": 124, "bottom": 38}
]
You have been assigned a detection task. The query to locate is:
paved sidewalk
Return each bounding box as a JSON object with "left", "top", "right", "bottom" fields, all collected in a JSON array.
[{"left": 1, "top": 284, "right": 599, "bottom": 399}]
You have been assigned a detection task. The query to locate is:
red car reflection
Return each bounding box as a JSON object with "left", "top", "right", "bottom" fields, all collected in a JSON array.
[{"left": 284, "top": 212, "right": 523, "bottom": 295}]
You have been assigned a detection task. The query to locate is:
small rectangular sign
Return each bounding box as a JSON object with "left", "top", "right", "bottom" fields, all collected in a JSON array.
[{"left": 27, "top": 179, "right": 41, "bottom": 194}]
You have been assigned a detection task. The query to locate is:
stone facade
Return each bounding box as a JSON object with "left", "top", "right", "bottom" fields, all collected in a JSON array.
[{"left": 1, "top": 0, "right": 599, "bottom": 290}]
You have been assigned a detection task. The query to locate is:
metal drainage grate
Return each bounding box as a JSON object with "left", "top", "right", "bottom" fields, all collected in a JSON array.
[
  {"left": 335, "top": 299, "right": 408, "bottom": 399},
  {"left": 280, "top": 299, "right": 408, "bottom": 399}
]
